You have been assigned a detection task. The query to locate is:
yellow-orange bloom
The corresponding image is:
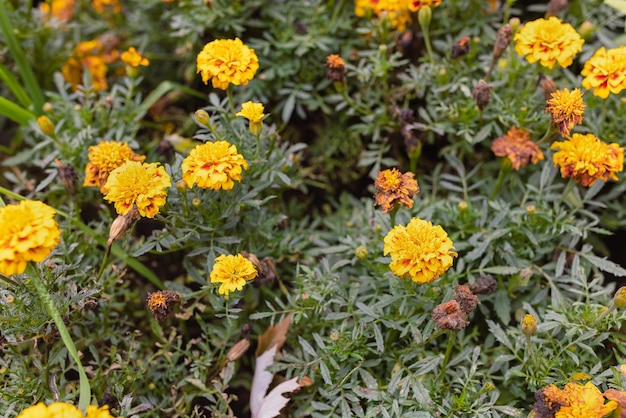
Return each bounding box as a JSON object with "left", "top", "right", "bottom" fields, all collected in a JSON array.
[
  {"left": 181, "top": 141, "right": 248, "bottom": 190},
  {"left": 236, "top": 101, "right": 265, "bottom": 136},
  {"left": 581, "top": 46, "right": 626, "bottom": 98},
  {"left": 17, "top": 402, "right": 115, "bottom": 418},
  {"left": 0, "top": 200, "right": 61, "bottom": 276},
  {"left": 210, "top": 254, "right": 258, "bottom": 296},
  {"left": 196, "top": 38, "right": 259, "bottom": 90},
  {"left": 374, "top": 168, "right": 419, "bottom": 213},
  {"left": 491, "top": 127, "right": 544, "bottom": 170},
  {"left": 383, "top": 217, "right": 457, "bottom": 284},
  {"left": 121, "top": 47, "right": 149, "bottom": 67},
  {"left": 514, "top": 16, "right": 583, "bottom": 69},
  {"left": 536, "top": 382, "right": 617, "bottom": 418},
  {"left": 408, "top": 0, "right": 442, "bottom": 11},
  {"left": 83, "top": 141, "right": 146, "bottom": 193},
  {"left": 551, "top": 133, "right": 624, "bottom": 187},
  {"left": 40, "top": 0, "right": 75, "bottom": 23},
  {"left": 62, "top": 38, "right": 119, "bottom": 91},
  {"left": 103, "top": 160, "right": 171, "bottom": 218},
  {"left": 545, "top": 88, "right": 585, "bottom": 137},
  {"left": 353, "top": 0, "right": 422, "bottom": 31},
  {"left": 92, "top": 0, "right": 122, "bottom": 14}
]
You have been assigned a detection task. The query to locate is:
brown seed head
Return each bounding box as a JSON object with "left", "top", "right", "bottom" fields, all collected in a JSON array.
[
  {"left": 325, "top": 54, "right": 346, "bottom": 84},
  {"left": 472, "top": 79, "right": 492, "bottom": 111},
  {"left": 147, "top": 290, "right": 182, "bottom": 322},
  {"left": 468, "top": 274, "right": 497, "bottom": 295},
  {"left": 454, "top": 284, "right": 479, "bottom": 314},
  {"left": 432, "top": 300, "right": 469, "bottom": 331},
  {"left": 493, "top": 24, "right": 512, "bottom": 59}
]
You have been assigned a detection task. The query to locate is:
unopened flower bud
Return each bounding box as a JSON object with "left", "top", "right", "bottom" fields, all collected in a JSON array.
[
  {"left": 194, "top": 109, "right": 210, "bottom": 127},
  {"left": 546, "top": 0, "right": 568, "bottom": 16},
  {"left": 37, "top": 115, "right": 55, "bottom": 136},
  {"left": 521, "top": 314, "right": 537, "bottom": 335},
  {"left": 472, "top": 79, "right": 492, "bottom": 111},
  {"left": 539, "top": 74, "right": 557, "bottom": 101},
  {"left": 509, "top": 17, "right": 521, "bottom": 32},
  {"left": 176, "top": 179, "right": 187, "bottom": 193},
  {"left": 526, "top": 205, "right": 536, "bottom": 215},
  {"left": 355, "top": 245, "right": 368, "bottom": 260},
  {"left": 330, "top": 330, "right": 339, "bottom": 341},
  {"left": 192, "top": 197, "right": 201, "bottom": 207},
  {"left": 578, "top": 21, "right": 595, "bottom": 40},
  {"left": 614, "top": 286, "right": 626, "bottom": 309},
  {"left": 418, "top": 5, "right": 432, "bottom": 29},
  {"left": 226, "top": 338, "right": 250, "bottom": 362},
  {"left": 458, "top": 200, "right": 468, "bottom": 212},
  {"left": 107, "top": 207, "right": 139, "bottom": 248},
  {"left": 43, "top": 102, "right": 54, "bottom": 112},
  {"left": 492, "top": 24, "right": 512, "bottom": 59},
  {"left": 484, "top": 382, "right": 495, "bottom": 392}
]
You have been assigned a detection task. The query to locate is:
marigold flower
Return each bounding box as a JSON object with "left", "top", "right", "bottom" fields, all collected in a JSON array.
[
  {"left": 354, "top": 0, "right": 414, "bottom": 31},
  {"left": 520, "top": 314, "right": 537, "bottom": 335},
  {"left": 210, "top": 254, "right": 258, "bottom": 296},
  {"left": 103, "top": 160, "right": 171, "bottom": 218},
  {"left": 236, "top": 101, "right": 265, "bottom": 136},
  {"left": 40, "top": 0, "right": 75, "bottom": 23},
  {"left": 408, "top": 0, "right": 442, "bottom": 10},
  {"left": 92, "top": 0, "right": 122, "bottom": 14},
  {"left": 383, "top": 217, "right": 457, "bottom": 283},
  {"left": 546, "top": 88, "right": 585, "bottom": 137},
  {"left": 17, "top": 402, "right": 115, "bottom": 418},
  {"left": 431, "top": 300, "right": 468, "bottom": 331},
  {"left": 181, "top": 141, "right": 248, "bottom": 190},
  {"left": 374, "top": 168, "right": 419, "bottom": 213},
  {"left": 326, "top": 54, "right": 347, "bottom": 83},
  {"left": 551, "top": 133, "right": 624, "bottom": 187},
  {"left": 120, "top": 47, "right": 149, "bottom": 67},
  {"left": 491, "top": 127, "right": 544, "bottom": 170},
  {"left": 83, "top": 141, "right": 146, "bottom": 193},
  {"left": 514, "top": 16, "right": 584, "bottom": 69},
  {"left": 196, "top": 38, "right": 259, "bottom": 90},
  {"left": 534, "top": 382, "right": 617, "bottom": 418},
  {"left": 147, "top": 290, "right": 182, "bottom": 322},
  {"left": 0, "top": 200, "right": 61, "bottom": 276},
  {"left": 62, "top": 38, "right": 119, "bottom": 91},
  {"left": 581, "top": 46, "right": 626, "bottom": 98}
]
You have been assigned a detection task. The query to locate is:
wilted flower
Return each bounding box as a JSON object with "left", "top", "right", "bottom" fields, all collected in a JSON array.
[
  {"left": 120, "top": 47, "right": 149, "bottom": 67},
  {"left": 383, "top": 217, "right": 457, "bottom": 283},
  {"left": 472, "top": 79, "right": 492, "bottom": 111},
  {"left": 492, "top": 24, "right": 512, "bottom": 59},
  {"left": 514, "top": 16, "right": 583, "bottom": 69},
  {"left": 533, "top": 382, "right": 617, "bottom": 418},
  {"left": 147, "top": 290, "right": 182, "bottom": 322},
  {"left": 454, "top": 284, "right": 478, "bottom": 314},
  {"left": 54, "top": 158, "right": 78, "bottom": 196},
  {"left": 468, "top": 274, "right": 498, "bottom": 295},
  {"left": 210, "top": 254, "right": 258, "bottom": 296},
  {"left": 83, "top": 141, "right": 146, "bottom": 193},
  {"left": 432, "top": 300, "right": 469, "bottom": 331},
  {"left": 17, "top": 402, "right": 114, "bottom": 418},
  {"left": 325, "top": 54, "right": 347, "bottom": 83},
  {"left": 491, "top": 127, "right": 544, "bottom": 170},
  {"left": 241, "top": 251, "right": 277, "bottom": 287},
  {"left": 0, "top": 200, "right": 61, "bottom": 276},
  {"left": 551, "top": 133, "right": 624, "bottom": 187},
  {"left": 236, "top": 101, "right": 265, "bottom": 136},
  {"left": 451, "top": 36, "right": 471, "bottom": 59},
  {"left": 374, "top": 168, "right": 419, "bottom": 213},
  {"left": 581, "top": 46, "right": 626, "bottom": 99},
  {"left": 545, "top": 88, "right": 585, "bottom": 137},
  {"left": 196, "top": 38, "right": 259, "bottom": 90},
  {"left": 103, "top": 160, "right": 171, "bottom": 218},
  {"left": 181, "top": 141, "right": 248, "bottom": 190},
  {"left": 539, "top": 73, "right": 557, "bottom": 100}
]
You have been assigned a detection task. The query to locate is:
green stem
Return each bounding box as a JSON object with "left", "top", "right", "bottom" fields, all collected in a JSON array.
[
  {"left": 525, "top": 333, "right": 537, "bottom": 368},
  {"left": 226, "top": 87, "right": 236, "bottom": 115},
  {"left": 437, "top": 331, "right": 455, "bottom": 384},
  {"left": 26, "top": 264, "right": 91, "bottom": 411}
]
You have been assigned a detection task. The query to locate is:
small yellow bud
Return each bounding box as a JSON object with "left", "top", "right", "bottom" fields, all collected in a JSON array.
[
  {"left": 497, "top": 58, "right": 508, "bottom": 69},
  {"left": 194, "top": 109, "right": 210, "bottom": 127},
  {"left": 192, "top": 197, "right": 201, "bottom": 207},
  {"left": 330, "top": 330, "right": 339, "bottom": 341},
  {"left": 521, "top": 314, "right": 537, "bottom": 336},
  {"left": 355, "top": 245, "right": 368, "bottom": 260},
  {"left": 526, "top": 205, "right": 536, "bottom": 215},
  {"left": 37, "top": 115, "right": 55, "bottom": 136},
  {"left": 176, "top": 179, "right": 187, "bottom": 193},
  {"left": 42, "top": 102, "right": 54, "bottom": 112},
  {"left": 484, "top": 382, "right": 495, "bottom": 392},
  {"left": 458, "top": 200, "right": 468, "bottom": 212},
  {"left": 614, "top": 286, "right": 626, "bottom": 308},
  {"left": 509, "top": 17, "right": 521, "bottom": 32}
]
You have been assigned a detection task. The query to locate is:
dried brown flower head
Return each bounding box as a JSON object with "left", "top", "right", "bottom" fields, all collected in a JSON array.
[
  {"left": 241, "top": 251, "right": 278, "bottom": 287},
  {"left": 454, "top": 284, "right": 478, "bottom": 314},
  {"left": 545, "top": 88, "right": 585, "bottom": 137},
  {"left": 451, "top": 36, "right": 471, "bottom": 59},
  {"left": 54, "top": 158, "right": 78, "bottom": 196},
  {"left": 374, "top": 168, "right": 419, "bottom": 213},
  {"left": 472, "top": 79, "right": 492, "bottom": 111},
  {"left": 106, "top": 206, "right": 139, "bottom": 257},
  {"left": 147, "top": 290, "right": 182, "bottom": 322},
  {"left": 539, "top": 73, "right": 557, "bottom": 100},
  {"left": 491, "top": 126, "right": 544, "bottom": 170},
  {"left": 468, "top": 274, "right": 498, "bottom": 295},
  {"left": 493, "top": 24, "right": 512, "bottom": 59},
  {"left": 546, "top": 0, "right": 568, "bottom": 16},
  {"left": 325, "top": 54, "right": 346, "bottom": 84},
  {"left": 431, "top": 300, "right": 469, "bottom": 331}
]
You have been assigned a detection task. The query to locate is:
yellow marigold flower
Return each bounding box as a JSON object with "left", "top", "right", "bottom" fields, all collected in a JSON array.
[
  {"left": 210, "top": 254, "right": 258, "bottom": 296},
  {"left": 514, "top": 16, "right": 583, "bottom": 69},
  {"left": 40, "top": 0, "right": 75, "bottom": 23},
  {"left": 103, "top": 160, "right": 171, "bottom": 218},
  {"left": 383, "top": 217, "right": 457, "bottom": 283},
  {"left": 92, "top": 0, "right": 122, "bottom": 14},
  {"left": 17, "top": 402, "right": 115, "bottom": 418},
  {"left": 538, "top": 382, "right": 617, "bottom": 418},
  {"left": 581, "top": 46, "right": 626, "bottom": 99},
  {"left": 83, "top": 141, "right": 146, "bottom": 193},
  {"left": 520, "top": 314, "right": 537, "bottom": 335},
  {"left": 408, "top": 0, "right": 442, "bottom": 11},
  {"left": 353, "top": 0, "right": 414, "bottom": 31},
  {"left": 196, "top": 38, "right": 259, "bottom": 90},
  {"left": 120, "top": 47, "right": 149, "bottom": 67},
  {"left": 374, "top": 168, "right": 419, "bottom": 213},
  {"left": 62, "top": 38, "right": 119, "bottom": 91},
  {"left": 236, "top": 101, "right": 265, "bottom": 136},
  {"left": 551, "top": 133, "right": 624, "bottom": 187},
  {"left": 181, "top": 141, "right": 248, "bottom": 190},
  {"left": 491, "top": 127, "right": 544, "bottom": 170},
  {"left": 0, "top": 200, "right": 61, "bottom": 276},
  {"left": 545, "top": 88, "right": 585, "bottom": 137}
]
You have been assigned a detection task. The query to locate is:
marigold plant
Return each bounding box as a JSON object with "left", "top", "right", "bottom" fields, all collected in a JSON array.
[
  {"left": 551, "top": 133, "right": 624, "bottom": 187},
  {"left": 103, "top": 160, "right": 171, "bottom": 218},
  {"left": 383, "top": 217, "right": 457, "bottom": 283},
  {"left": 210, "top": 254, "right": 258, "bottom": 296},
  {"left": 514, "top": 16, "right": 583, "bottom": 69},
  {"left": 196, "top": 38, "right": 259, "bottom": 90},
  {"left": 181, "top": 140, "right": 248, "bottom": 190},
  {"left": 0, "top": 200, "right": 61, "bottom": 276}
]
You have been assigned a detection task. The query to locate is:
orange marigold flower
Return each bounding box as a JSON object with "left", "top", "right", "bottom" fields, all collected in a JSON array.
[
  {"left": 210, "top": 254, "right": 258, "bottom": 296},
  {"left": 326, "top": 54, "right": 347, "bottom": 83},
  {"left": 374, "top": 168, "right": 419, "bottom": 213},
  {"left": 181, "top": 141, "right": 248, "bottom": 190},
  {"left": 62, "top": 38, "right": 119, "bottom": 91},
  {"left": 92, "top": 0, "right": 122, "bottom": 14},
  {"left": 196, "top": 38, "right": 259, "bottom": 90},
  {"left": 551, "top": 133, "right": 624, "bottom": 187},
  {"left": 534, "top": 382, "right": 617, "bottom": 418},
  {"left": 546, "top": 88, "right": 585, "bottom": 137},
  {"left": 40, "top": 0, "right": 75, "bottom": 23},
  {"left": 514, "top": 16, "right": 583, "bottom": 69},
  {"left": 147, "top": 290, "right": 181, "bottom": 322},
  {"left": 83, "top": 141, "right": 146, "bottom": 193},
  {"left": 354, "top": 0, "right": 414, "bottom": 31},
  {"left": 491, "top": 127, "right": 544, "bottom": 170},
  {"left": 383, "top": 217, "right": 457, "bottom": 284},
  {"left": 16, "top": 402, "right": 115, "bottom": 418},
  {"left": 0, "top": 200, "right": 61, "bottom": 276},
  {"left": 581, "top": 46, "right": 626, "bottom": 99},
  {"left": 103, "top": 160, "right": 171, "bottom": 218},
  {"left": 121, "top": 47, "right": 149, "bottom": 67}
]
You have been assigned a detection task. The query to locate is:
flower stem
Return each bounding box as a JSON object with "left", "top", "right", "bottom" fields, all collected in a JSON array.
[
  {"left": 26, "top": 263, "right": 91, "bottom": 411},
  {"left": 525, "top": 333, "right": 537, "bottom": 368},
  {"left": 437, "top": 331, "right": 455, "bottom": 384}
]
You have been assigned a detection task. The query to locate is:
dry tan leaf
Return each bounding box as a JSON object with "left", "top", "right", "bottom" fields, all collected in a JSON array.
[{"left": 256, "top": 313, "right": 293, "bottom": 356}]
